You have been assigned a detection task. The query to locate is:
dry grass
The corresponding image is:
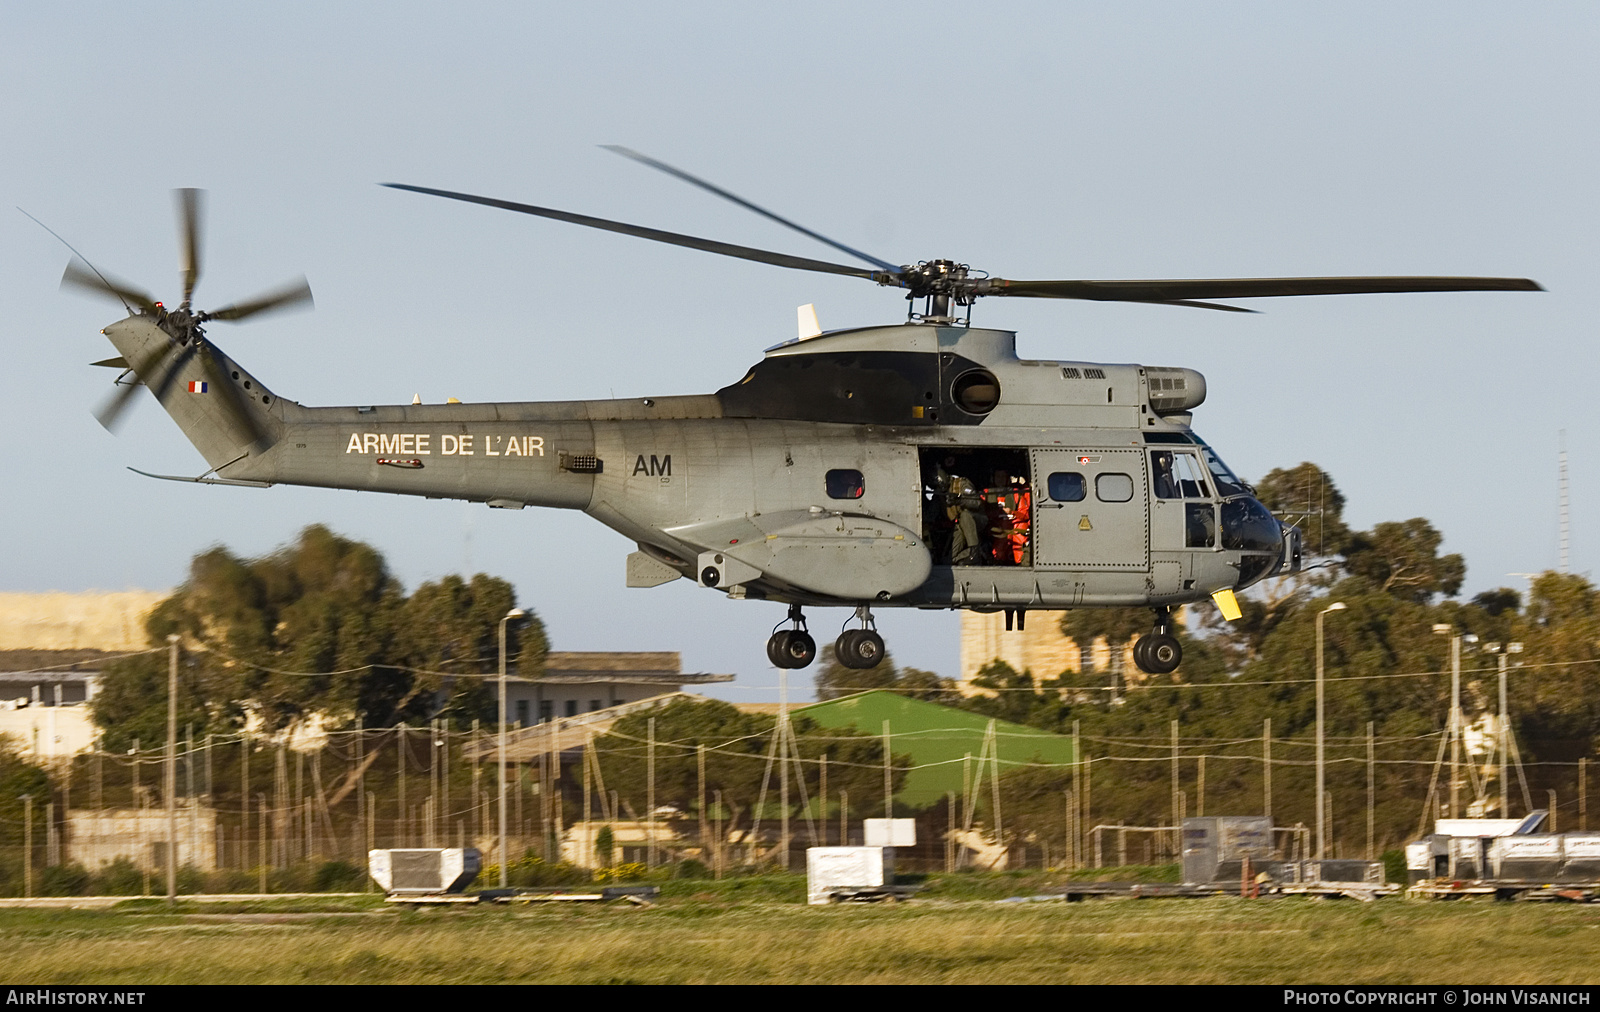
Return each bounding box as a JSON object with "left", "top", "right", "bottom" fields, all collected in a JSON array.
[{"left": 4, "top": 894, "right": 1600, "bottom": 985}]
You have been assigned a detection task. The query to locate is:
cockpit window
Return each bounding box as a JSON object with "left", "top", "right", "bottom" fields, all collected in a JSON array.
[
  {"left": 1151, "top": 452, "right": 1179, "bottom": 499},
  {"left": 1151, "top": 452, "right": 1210, "bottom": 500},
  {"left": 1191, "top": 435, "right": 1250, "bottom": 497},
  {"left": 826, "top": 469, "right": 864, "bottom": 499}
]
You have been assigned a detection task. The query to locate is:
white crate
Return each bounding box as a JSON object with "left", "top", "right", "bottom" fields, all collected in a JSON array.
[{"left": 806, "top": 847, "right": 893, "bottom": 905}]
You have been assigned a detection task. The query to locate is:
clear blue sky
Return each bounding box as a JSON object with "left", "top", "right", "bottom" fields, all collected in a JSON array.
[{"left": 2, "top": 2, "right": 1595, "bottom": 701}]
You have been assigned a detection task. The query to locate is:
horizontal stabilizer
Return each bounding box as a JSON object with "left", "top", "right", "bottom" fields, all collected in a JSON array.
[{"left": 128, "top": 466, "right": 272, "bottom": 488}]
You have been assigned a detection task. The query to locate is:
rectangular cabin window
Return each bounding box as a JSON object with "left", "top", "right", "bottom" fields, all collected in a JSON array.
[
  {"left": 826, "top": 468, "right": 865, "bottom": 499},
  {"left": 1096, "top": 473, "right": 1134, "bottom": 503},
  {"left": 1047, "top": 472, "right": 1087, "bottom": 502}
]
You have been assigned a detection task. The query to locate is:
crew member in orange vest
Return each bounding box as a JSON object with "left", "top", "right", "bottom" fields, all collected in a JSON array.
[{"left": 985, "top": 469, "right": 1031, "bottom": 566}]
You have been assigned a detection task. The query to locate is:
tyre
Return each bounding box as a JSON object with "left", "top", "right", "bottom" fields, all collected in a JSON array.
[
  {"left": 1132, "top": 635, "right": 1155, "bottom": 674},
  {"left": 783, "top": 630, "right": 817, "bottom": 668},
  {"left": 767, "top": 630, "right": 795, "bottom": 668},
  {"left": 1144, "top": 633, "right": 1181, "bottom": 674},
  {"left": 839, "top": 629, "right": 885, "bottom": 669},
  {"left": 835, "top": 629, "right": 864, "bottom": 668}
]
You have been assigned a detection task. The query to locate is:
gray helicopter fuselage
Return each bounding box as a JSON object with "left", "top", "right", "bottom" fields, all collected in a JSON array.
[{"left": 102, "top": 316, "right": 1291, "bottom": 613}]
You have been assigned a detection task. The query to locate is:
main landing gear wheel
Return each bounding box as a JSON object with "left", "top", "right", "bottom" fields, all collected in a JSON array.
[
  {"left": 1132, "top": 607, "right": 1182, "bottom": 675},
  {"left": 835, "top": 628, "right": 886, "bottom": 669},
  {"left": 767, "top": 604, "right": 816, "bottom": 669},
  {"left": 767, "top": 630, "right": 817, "bottom": 668},
  {"left": 835, "top": 604, "right": 886, "bottom": 669}
]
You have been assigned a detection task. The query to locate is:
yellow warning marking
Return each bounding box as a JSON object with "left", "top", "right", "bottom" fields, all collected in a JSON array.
[
  {"left": 1211, "top": 588, "right": 1242, "bottom": 621},
  {"left": 1078, "top": 515, "right": 1093, "bottom": 531}
]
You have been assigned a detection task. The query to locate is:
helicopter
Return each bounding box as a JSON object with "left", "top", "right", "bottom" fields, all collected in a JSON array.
[{"left": 61, "top": 151, "right": 1542, "bottom": 676}]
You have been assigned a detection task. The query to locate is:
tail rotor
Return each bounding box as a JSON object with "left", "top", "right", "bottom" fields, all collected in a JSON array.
[{"left": 58, "top": 189, "right": 314, "bottom": 431}]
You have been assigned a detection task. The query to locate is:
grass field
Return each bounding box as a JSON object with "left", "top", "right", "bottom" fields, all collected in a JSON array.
[{"left": 4, "top": 875, "right": 1599, "bottom": 985}]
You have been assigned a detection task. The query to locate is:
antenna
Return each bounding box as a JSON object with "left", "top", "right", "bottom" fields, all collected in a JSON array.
[{"left": 1559, "top": 430, "right": 1570, "bottom": 574}]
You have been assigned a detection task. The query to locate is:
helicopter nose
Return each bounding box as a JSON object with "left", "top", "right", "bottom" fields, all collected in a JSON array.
[{"left": 1221, "top": 496, "right": 1285, "bottom": 589}]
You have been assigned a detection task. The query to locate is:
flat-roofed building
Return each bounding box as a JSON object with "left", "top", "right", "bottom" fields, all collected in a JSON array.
[
  {"left": 0, "top": 669, "right": 103, "bottom": 760},
  {"left": 504, "top": 652, "right": 732, "bottom": 726}
]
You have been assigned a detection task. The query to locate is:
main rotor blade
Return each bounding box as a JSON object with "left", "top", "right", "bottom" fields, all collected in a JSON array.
[
  {"left": 175, "top": 188, "right": 204, "bottom": 306},
  {"left": 203, "top": 276, "right": 314, "bottom": 321},
  {"left": 61, "top": 259, "right": 158, "bottom": 313},
  {"left": 382, "top": 183, "right": 884, "bottom": 281},
  {"left": 601, "top": 146, "right": 901, "bottom": 273},
  {"left": 985, "top": 275, "right": 1544, "bottom": 302}
]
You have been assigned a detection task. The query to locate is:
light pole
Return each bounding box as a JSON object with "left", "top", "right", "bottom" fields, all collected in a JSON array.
[
  {"left": 498, "top": 608, "right": 526, "bottom": 887},
  {"left": 1433, "top": 624, "right": 1478, "bottom": 819},
  {"left": 1483, "top": 641, "right": 1524, "bottom": 817},
  {"left": 166, "top": 633, "right": 179, "bottom": 906},
  {"left": 1433, "top": 625, "right": 1479, "bottom": 818},
  {"left": 1316, "top": 602, "right": 1346, "bottom": 861}
]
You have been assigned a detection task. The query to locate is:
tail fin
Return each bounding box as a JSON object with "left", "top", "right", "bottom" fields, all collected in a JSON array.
[{"left": 100, "top": 316, "right": 282, "bottom": 471}]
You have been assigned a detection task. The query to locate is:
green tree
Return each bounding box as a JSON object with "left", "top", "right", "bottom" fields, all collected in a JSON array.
[
  {"left": 1509, "top": 572, "right": 1600, "bottom": 750},
  {"left": 964, "top": 660, "right": 1069, "bottom": 729},
  {"left": 812, "top": 647, "right": 958, "bottom": 703},
  {"left": 0, "top": 741, "right": 51, "bottom": 895},
  {"left": 93, "top": 525, "right": 546, "bottom": 744},
  {"left": 1343, "top": 518, "right": 1465, "bottom": 603},
  {"left": 1253, "top": 462, "right": 1355, "bottom": 560}
]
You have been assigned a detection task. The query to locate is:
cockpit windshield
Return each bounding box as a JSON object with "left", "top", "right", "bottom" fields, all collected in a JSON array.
[{"left": 1190, "top": 435, "right": 1251, "bottom": 498}]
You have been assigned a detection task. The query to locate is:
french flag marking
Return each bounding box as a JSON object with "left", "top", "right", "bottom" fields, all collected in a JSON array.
[{"left": 188, "top": 381, "right": 208, "bottom": 393}]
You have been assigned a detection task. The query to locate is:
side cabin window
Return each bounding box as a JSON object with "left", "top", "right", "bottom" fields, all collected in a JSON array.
[
  {"left": 826, "top": 469, "right": 864, "bottom": 499},
  {"left": 1047, "top": 473, "right": 1086, "bottom": 502},
  {"left": 1096, "top": 473, "right": 1134, "bottom": 503}
]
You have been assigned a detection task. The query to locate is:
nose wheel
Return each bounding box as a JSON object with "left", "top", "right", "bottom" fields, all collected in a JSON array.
[
  {"left": 767, "top": 604, "right": 817, "bottom": 669},
  {"left": 1133, "top": 608, "right": 1182, "bottom": 675},
  {"left": 835, "top": 605, "right": 887, "bottom": 669}
]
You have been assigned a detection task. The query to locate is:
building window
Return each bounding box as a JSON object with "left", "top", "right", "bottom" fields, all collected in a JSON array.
[
  {"left": 539, "top": 701, "right": 552, "bottom": 723},
  {"left": 564, "top": 700, "right": 578, "bottom": 718},
  {"left": 589, "top": 699, "right": 602, "bottom": 712},
  {"left": 516, "top": 700, "right": 529, "bottom": 727}
]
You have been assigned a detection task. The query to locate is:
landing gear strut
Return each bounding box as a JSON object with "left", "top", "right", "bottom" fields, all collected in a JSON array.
[
  {"left": 835, "top": 605, "right": 887, "bottom": 669},
  {"left": 1133, "top": 607, "right": 1182, "bottom": 675},
  {"left": 767, "top": 604, "right": 817, "bottom": 669}
]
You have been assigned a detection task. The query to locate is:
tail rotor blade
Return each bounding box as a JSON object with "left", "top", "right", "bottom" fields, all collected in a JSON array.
[
  {"left": 94, "top": 377, "right": 145, "bottom": 432},
  {"left": 146, "top": 342, "right": 196, "bottom": 405},
  {"left": 203, "top": 276, "right": 313, "bottom": 322},
  {"left": 93, "top": 342, "right": 175, "bottom": 431},
  {"left": 197, "top": 342, "right": 265, "bottom": 445},
  {"left": 175, "top": 188, "right": 205, "bottom": 305},
  {"left": 61, "top": 259, "right": 158, "bottom": 313}
]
